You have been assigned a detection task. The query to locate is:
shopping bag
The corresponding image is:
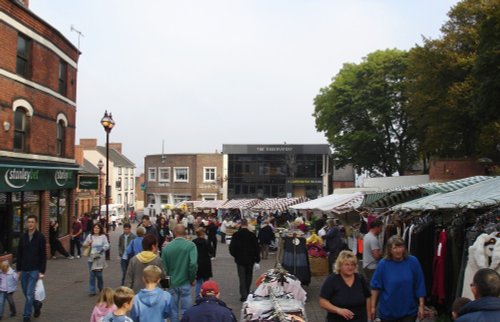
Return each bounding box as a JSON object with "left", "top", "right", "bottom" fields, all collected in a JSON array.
[
  {"left": 82, "top": 245, "right": 90, "bottom": 257},
  {"left": 34, "top": 279, "right": 46, "bottom": 301},
  {"left": 253, "top": 263, "right": 260, "bottom": 272}
]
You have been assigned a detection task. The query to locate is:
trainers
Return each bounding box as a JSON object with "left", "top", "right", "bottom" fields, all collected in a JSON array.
[
  {"left": 67, "top": 256, "right": 74, "bottom": 259},
  {"left": 76, "top": 255, "right": 81, "bottom": 259},
  {"left": 51, "top": 256, "right": 56, "bottom": 259}
]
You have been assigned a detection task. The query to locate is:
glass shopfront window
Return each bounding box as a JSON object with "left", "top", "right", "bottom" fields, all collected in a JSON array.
[
  {"left": 50, "top": 190, "right": 69, "bottom": 236},
  {"left": 0, "top": 193, "right": 8, "bottom": 255}
]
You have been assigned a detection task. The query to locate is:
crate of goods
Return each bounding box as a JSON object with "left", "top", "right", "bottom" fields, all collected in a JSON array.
[{"left": 309, "top": 256, "right": 329, "bottom": 276}]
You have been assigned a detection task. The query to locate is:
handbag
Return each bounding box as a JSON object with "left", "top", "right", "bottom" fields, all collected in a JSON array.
[{"left": 82, "top": 245, "right": 90, "bottom": 257}]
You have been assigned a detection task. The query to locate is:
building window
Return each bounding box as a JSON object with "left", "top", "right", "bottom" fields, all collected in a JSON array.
[
  {"left": 58, "top": 60, "right": 67, "bottom": 95},
  {"left": 118, "top": 167, "right": 122, "bottom": 175},
  {"left": 201, "top": 193, "right": 217, "bottom": 201},
  {"left": 49, "top": 190, "right": 68, "bottom": 235},
  {"left": 124, "top": 177, "right": 128, "bottom": 190},
  {"left": 173, "top": 194, "right": 191, "bottom": 204},
  {"left": 56, "top": 120, "right": 65, "bottom": 156},
  {"left": 174, "top": 167, "right": 189, "bottom": 182},
  {"left": 14, "top": 108, "right": 27, "bottom": 152},
  {"left": 159, "top": 167, "right": 170, "bottom": 182},
  {"left": 148, "top": 168, "right": 157, "bottom": 181},
  {"left": 130, "top": 178, "right": 134, "bottom": 190},
  {"left": 203, "top": 167, "right": 216, "bottom": 182},
  {"left": 117, "top": 194, "right": 122, "bottom": 204},
  {"left": 116, "top": 178, "right": 122, "bottom": 191},
  {"left": 16, "top": 34, "right": 30, "bottom": 77}
]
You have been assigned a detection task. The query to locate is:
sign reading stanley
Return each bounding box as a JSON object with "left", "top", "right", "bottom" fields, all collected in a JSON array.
[
  {"left": 78, "top": 176, "right": 98, "bottom": 190},
  {"left": 0, "top": 166, "right": 77, "bottom": 192}
]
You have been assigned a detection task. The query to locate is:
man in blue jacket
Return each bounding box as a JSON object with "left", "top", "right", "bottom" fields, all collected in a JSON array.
[
  {"left": 180, "top": 280, "right": 236, "bottom": 322},
  {"left": 456, "top": 268, "right": 500, "bottom": 322},
  {"left": 17, "top": 215, "right": 46, "bottom": 322}
]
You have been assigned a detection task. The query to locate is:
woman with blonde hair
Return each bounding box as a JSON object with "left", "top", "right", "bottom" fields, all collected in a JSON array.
[
  {"left": 319, "top": 250, "right": 371, "bottom": 322},
  {"left": 370, "top": 235, "right": 426, "bottom": 322}
]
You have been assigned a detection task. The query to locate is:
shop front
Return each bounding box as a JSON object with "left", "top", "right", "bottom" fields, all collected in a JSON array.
[{"left": 0, "top": 160, "right": 78, "bottom": 262}]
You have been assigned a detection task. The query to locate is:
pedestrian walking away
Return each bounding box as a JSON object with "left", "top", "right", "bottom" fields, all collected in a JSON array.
[
  {"left": 16, "top": 214, "right": 46, "bottom": 322},
  {"left": 70, "top": 216, "right": 83, "bottom": 258},
  {"left": 229, "top": 218, "right": 260, "bottom": 302},
  {"left": 48, "top": 219, "right": 73, "bottom": 259},
  {"left": 192, "top": 227, "right": 213, "bottom": 300}
]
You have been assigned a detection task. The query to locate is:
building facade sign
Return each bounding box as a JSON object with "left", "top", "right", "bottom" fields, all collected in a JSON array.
[
  {"left": 0, "top": 166, "right": 77, "bottom": 192},
  {"left": 223, "top": 144, "right": 331, "bottom": 155},
  {"left": 78, "top": 176, "right": 99, "bottom": 190}
]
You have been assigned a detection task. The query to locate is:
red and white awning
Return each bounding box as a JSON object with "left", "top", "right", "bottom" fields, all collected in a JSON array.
[
  {"left": 251, "top": 196, "right": 308, "bottom": 212},
  {"left": 195, "top": 200, "right": 228, "bottom": 209},
  {"left": 221, "top": 199, "right": 260, "bottom": 209}
]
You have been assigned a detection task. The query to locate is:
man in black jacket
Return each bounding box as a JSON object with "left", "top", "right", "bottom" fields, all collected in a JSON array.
[
  {"left": 229, "top": 219, "right": 260, "bottom": 302},
  {"left": 17, "top": 214, "right": 47, "bottom": 322}
]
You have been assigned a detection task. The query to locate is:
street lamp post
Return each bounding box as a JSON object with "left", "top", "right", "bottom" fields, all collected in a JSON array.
[
  {"left": 97, "top": 159, "right": 104, "bottom": 216},
  {"left": 100, "top": 111, "right": 115, "bottom": 260}
]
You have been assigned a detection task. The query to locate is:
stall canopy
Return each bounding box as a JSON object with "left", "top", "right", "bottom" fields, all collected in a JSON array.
[
  {"left": 290, "top": 192, "right": 363, "bottom": 212},
  {"left": 392, "top": 177, "right": 500, "bottom": 211},
  {"left": 221, "top": 199, "right": 259, "bottom": 209},
  {"left": 195, "top": 200, "right": 228, "bottom": 209},
  {"left": 251, "top": 197, "right": 308, "bottom": 212}
]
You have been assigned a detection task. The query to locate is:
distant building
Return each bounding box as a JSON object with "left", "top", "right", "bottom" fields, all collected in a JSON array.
[
  {"left": 222, "top": 144, "right": 331, "bottom": 199},
  {"left": 135, "top": 173, "right": 145, "bottom": 211},
  {"left": 0, "top": 0, "right": 80, "bottom": 261},
  {"left": 144, "top": 153, "right": 223, "bottom": 215},
  {"left": 332, "top": 164, "right": 355, "bottom": 190},
  {"left": 78, "top": 139, "right": 136, "bottom": 214}
]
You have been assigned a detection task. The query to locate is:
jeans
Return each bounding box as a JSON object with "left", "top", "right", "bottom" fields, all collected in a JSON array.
[
  {"left": 169, "top": 283, "right": 192, "bottom": 322},
  {"left": 120, "top": 258, "right": 129, "bottom": 285},
  {"left": 208, "top": 237, "right": 217, "bottom": 257},
  {"left": 237, "top": 263, "right": 254, "bottom": 301},
  {"left": 70, "top": 237, "right": 81, "bottom": 256},
  {"left": 0, "top": 291, "right": 16, "bottom": 317},
  {"left": 220, "top": 232, "right": 226, "bottom": 243},
  {"left": 194, "top": 278, "right": 209, "bottom": 301},
  {"left": 87, "top": 261, "right": 103, "bottom": 295},
  {"left": 20, "top": 270, "right": 38, "bottom": 318}
]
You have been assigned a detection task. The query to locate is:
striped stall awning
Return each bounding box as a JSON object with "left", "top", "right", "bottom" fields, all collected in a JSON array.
[
  {"left": 332, "top": 193, "right": 366, "bottom": 214},
  {"left": 195, "top": 200, "right": 228, "bottom": 209},
  {"left": 221, "top": 199, "right": 260, "bottom": 209},
  {"left": 422, "top": 176, "right": 493, "bottom": 194},
  {"left": 251, "top": 196, "right": 308, "bottom": 212}
]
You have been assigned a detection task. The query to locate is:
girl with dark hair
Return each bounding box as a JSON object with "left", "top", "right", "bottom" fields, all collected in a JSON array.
[{"left": 83, "top": 224, "right": 110, "bottom": 296}]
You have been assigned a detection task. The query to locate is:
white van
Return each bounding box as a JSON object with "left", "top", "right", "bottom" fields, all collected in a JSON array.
[{"left": 100, "top": 204, "right": 125, "bottom": 224}]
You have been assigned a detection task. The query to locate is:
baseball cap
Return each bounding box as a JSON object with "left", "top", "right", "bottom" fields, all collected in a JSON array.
[{"left": 201, "top": 280, "right": 219, "bottom": 296}]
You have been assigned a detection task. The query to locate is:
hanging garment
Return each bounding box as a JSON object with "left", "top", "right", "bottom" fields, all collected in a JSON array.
[
  {"left": 431, "top": 230, "right": 447, "bottom": 305},
  {"left": 462, "top": 232, "right": 500, "bottom": 299}
]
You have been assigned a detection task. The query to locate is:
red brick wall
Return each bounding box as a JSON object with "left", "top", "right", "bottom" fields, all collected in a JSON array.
[
  {"left": 429, "top": 159, "right": 488, "bottom": 181},
  {"left": 333, "top": 181, "right": 355, "bottom": 189}
]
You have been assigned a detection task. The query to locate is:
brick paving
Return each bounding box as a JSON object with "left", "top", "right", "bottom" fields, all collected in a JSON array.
[{"left": 3, "top": 225, "right": 327, "bottom": 322}]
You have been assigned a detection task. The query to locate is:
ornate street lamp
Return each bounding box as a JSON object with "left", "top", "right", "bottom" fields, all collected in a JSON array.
[{"left": 100, "top": 111, "right": 115, "bottom": 260}]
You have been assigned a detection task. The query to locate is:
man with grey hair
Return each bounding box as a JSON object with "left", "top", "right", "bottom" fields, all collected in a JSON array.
[{"left": 456, "top": 268, "right": 500, "bottom": 321}]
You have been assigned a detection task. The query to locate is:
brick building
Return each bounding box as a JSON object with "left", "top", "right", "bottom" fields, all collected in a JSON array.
[
  {"left": 144, "top": 153, "right": 224, "bottom": 216},
  {"left": 0, "top": 0, "right": 80, "bottom": 261}
]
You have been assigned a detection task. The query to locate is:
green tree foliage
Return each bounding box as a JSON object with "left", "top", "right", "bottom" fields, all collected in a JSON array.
[
  {"left": 313, "top": 49, "right": 417, "bottom": 176},
  {"left": 407, "top": 0, "right": 500, "bottom": 162}
]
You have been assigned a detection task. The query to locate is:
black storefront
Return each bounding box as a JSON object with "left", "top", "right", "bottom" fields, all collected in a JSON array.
[
  {"left": 223, "top": 144, "right": 330, "bottom": 200},
  {"left": 0, "top": 159, "right": 78, "bottom": 259}
]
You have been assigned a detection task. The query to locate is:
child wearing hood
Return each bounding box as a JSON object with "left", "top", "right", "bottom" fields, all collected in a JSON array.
[
  {"left": 130, "top": 265, "right": 172, "bottom": 322},
  {"left": 0, "top": 260, "right": 17, "bottom": 319},
  {"left": 90, "top": 287, "right": 117, "bottom": 322}
]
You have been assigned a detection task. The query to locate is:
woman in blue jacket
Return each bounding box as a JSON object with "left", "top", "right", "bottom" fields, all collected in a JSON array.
[{"left": 370, "top": 235, "right": 426, "bottom": 322}]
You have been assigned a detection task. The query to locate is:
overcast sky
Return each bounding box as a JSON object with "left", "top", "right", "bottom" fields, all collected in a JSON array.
[{"left": 30, "top": 0, "right": 459, "bottom": 171}]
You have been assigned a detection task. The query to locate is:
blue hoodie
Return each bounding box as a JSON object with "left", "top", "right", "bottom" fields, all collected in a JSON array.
[
  {"left": 130, "top": 287, "right": 171, "bottom": 322},
  {"left": 456, "top": 297, "right": 500, "bottom": 322}
]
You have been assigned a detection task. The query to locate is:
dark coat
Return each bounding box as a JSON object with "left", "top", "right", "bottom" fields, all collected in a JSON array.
[
  {"left": 258, "top": 225, "right": 275, "bottom": 245},
  {"left": 456, "top": 297, "right": 500, "bottom": 322},
  {"left": 17, "top": 230, "right": 47, "bottom": 274},
  {"left": 193, "top": 237, "right": 213, "bottom": 279},
  {"left": 206, "top": 222, "right": 218, "bottom": 241},
  {"left": 180, "top": 296, "right": 237, "bottom": 322},
  {"left": 229, "top": 228, "right": 260, "bottom": 266}
]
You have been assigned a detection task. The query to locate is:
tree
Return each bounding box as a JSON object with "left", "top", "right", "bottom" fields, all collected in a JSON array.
[
  {"left": 406, "top": 0, "right": 500, "bottom": 163},
  {"left": 313, "top": 49, "right": 417, "bottom": 176}
]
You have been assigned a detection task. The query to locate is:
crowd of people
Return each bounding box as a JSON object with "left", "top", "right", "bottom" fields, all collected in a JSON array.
[{"left": 3, "top": 210, "right": 500, "bottom": 322}]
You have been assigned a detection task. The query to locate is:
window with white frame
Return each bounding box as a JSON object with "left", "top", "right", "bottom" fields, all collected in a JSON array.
[
  {"left": 130, "top": 178, "right": 134, "bottom": 190},
  {"left": 173, "top": 194, "right": 191, "bottom": 204},
  {"left": 201, "top": 193, "right": 217, "bottom": 201},
  {"left": 174, "top": 167, "right": 189, "bottom": 182},
  {"left": 117, "top": 194, "right": 122, "bottom": 204},
  {"left": 118, "top": 167, "right": 122, "bottom": 175},
  {"left": 148, "top": 167, "right": 157, "bottom": 181},
  {"left": 203, "top": 167, "right": 216, "bottom": 182},
  {"left": 124, "top": 177, "right": 128, "bottom": 190},
  {"left": 158, "top": 167, "right": 170, "bottom": 182}
]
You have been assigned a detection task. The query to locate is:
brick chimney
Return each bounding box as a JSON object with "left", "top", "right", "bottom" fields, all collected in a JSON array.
[
  {"left": 74, "top": 146, "right": 84, "bottom": 165},
  {"left": 79, "top": 138, "right": 98, "bottom": 150},
  {"left": 109, "top": 143, "right": 122, "bottom": 154}
]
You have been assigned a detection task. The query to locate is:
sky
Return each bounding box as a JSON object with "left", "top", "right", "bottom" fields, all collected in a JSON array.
[{"left": 30, "top": 0, "right": 460, "bottom": 171}]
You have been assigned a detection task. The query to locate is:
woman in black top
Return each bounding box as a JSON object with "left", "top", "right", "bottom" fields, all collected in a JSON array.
[
  {"left": 319, "top": 250, "right": 371, "bottom": 322},
  {"left": 157, "top": 216, "right": 172, "bottom": 250},
  {"left": 193, "top": 227, "right": 213, "bottom": 300}
]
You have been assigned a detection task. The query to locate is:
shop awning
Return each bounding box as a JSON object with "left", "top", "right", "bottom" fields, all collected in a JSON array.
[{"left": 421, "top": 176, "right": 493, "bottom": 194}]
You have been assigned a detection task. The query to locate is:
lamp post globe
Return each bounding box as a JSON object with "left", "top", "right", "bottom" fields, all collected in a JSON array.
[{"left": 100, "top": 111, "right": 114, "bottom": 260}]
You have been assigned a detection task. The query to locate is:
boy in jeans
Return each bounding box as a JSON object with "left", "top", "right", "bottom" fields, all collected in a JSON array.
[
  {"left": 102, "top": 286, "right": 134, "bottom": 322},
  {"left": 130, "top": 265, "right": 172, "bottom": 322}
]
